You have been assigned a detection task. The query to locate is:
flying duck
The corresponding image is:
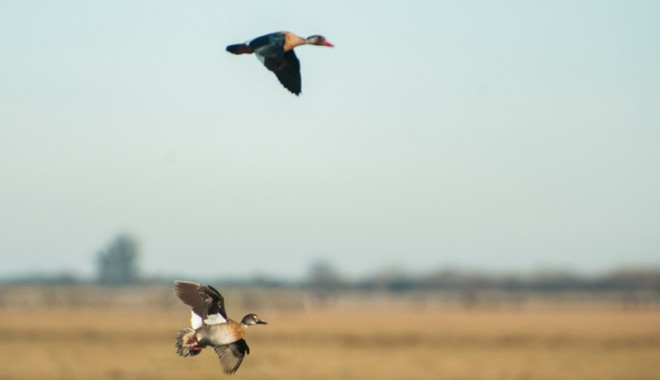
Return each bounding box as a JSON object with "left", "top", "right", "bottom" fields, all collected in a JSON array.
[
  {"left": 226, "top": 31, "right": 334, "bottom": 95},
  {"left": 173, "top": 281, "right": 267, "bottom": 375}
]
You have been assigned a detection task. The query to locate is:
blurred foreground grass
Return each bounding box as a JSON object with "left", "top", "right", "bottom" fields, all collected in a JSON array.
[{"left": 0, "top": 286, "right": 659, "bottom": 379}]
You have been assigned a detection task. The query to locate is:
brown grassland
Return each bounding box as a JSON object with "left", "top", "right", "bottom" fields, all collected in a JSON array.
[{"left": 0, "top": 290, "right": 659, "bottom": 379}]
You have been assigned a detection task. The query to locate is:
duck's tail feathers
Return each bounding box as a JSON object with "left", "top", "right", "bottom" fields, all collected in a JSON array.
[
  {"left": 226, "top": 43, "right": 253, "bottom": 55},
  {"left": 175, "top": 328, "right": 203, "bottom": 357}
]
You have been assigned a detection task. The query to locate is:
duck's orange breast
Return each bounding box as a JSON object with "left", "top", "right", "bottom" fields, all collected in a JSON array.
[
  {"left": 201, "top": 320, "right": 247, "bottom": 345},
  {"left": 283, "top": 32, "right": 306, "bottom": 52}
]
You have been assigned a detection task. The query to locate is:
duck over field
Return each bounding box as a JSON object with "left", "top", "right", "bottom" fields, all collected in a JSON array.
[{"left": 173, "top": 281, "right": 267, "bottom": 375}]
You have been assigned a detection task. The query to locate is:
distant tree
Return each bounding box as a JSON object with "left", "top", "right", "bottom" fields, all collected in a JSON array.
[
  {"left": 96, "top": 234, "right": 140, "bottom": 284},
  {"left": 307, "top": 260, "right": 345, "bottom": 289}
]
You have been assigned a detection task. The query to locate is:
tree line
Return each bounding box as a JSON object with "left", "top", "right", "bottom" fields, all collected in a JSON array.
[{"left": 4, "top": 234, "right": 659, "bottom": 294}]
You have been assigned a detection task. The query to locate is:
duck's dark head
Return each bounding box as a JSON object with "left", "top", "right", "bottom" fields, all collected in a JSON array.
[
  {"left": 306, "top": 35, "right": 334, "bottom": 47},
  {"left": 241, "top": 313, "right": 268, "bottom": 326}
]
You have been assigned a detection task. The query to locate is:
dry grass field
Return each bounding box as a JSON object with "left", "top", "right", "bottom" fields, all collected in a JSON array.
[{"left": 1, "top": 300, "right": 659, "bottom": 380}]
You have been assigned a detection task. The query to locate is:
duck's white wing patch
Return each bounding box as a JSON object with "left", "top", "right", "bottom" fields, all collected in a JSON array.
[
  {"left": 190, "top": 311, "right": 203, "bottom": 329},
  {"left": 204, "top": 313, "right": 227, "bottom": 325}
]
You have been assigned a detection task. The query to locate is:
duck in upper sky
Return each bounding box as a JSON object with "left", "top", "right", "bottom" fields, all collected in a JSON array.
[
  {"left": 173, "top": 281, "right": 267, "bottom": 375},
  {"left": 226, "top": 31, "right": 334, "bottom": 95}
]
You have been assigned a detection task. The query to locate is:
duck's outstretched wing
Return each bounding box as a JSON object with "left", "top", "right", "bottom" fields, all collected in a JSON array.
[
  {"left": 213, "top": 339, "right": 250, "bottom": 375},
  {"left": 262, "top": 50, "right": 301, "bottom": 95},
  {"left": 173, "top": 281, "right": 227, "bottom": 326}
]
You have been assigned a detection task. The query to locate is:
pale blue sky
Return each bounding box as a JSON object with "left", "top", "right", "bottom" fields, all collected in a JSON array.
[{"left": 1, "top": 1, "right": 659, "bottom": 279}]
